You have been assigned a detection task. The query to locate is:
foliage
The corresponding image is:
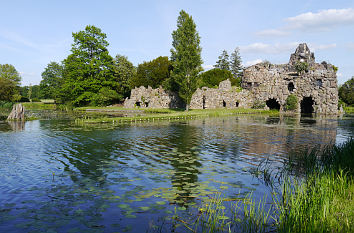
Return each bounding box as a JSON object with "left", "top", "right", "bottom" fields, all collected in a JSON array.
[
  {"left": 198, "top": 68, "right": 239, "bottom": 88},
  {"left": 294, "top": 61, "right": 309, "bottom": 74},
  {"left": 113, "top": 54, "right": 136, "bottom": 99},
  {"left": 339, "top": 77, "right": 354, "bottom": 106},
  {"left": 214, "top": 50, "right": 230, "bottom": 71},
  {"left": 332, "top": 65, "right": 338, "bottom": 73},
  {"left": 20, "top": 85, "right": 41, "bottom": 101},
  {"left": 39, "top": 62, "right": 64, "bottom": 99},
  {"left": 285, "top": 94, "right": 298, "bottom": 111},
  {"left": 0, "top": 64, "right": 21, "bottom": 101},
  {"left": 252, "top": 100, "right": 265, "bottom": 109},
  {"left": 91, "top": 87, "right": 122, "bottom": 106},
  {"left": 131, "top": 56, "right": 171, "bottom": 89},
  {"left": 0, "top": 77, "right": 17, "bottom": 101},
  {"left": 170, "top": 10, "right": 203, "bottom": 110},
  {"left": 230, "top": 47, "right": 243, "bottom": 78},
  {"left": 60, "top": 25, "right": 118, "bottom": 106},
  {"left": 0, "top": 64, "right": 21, "bottom": 85}
]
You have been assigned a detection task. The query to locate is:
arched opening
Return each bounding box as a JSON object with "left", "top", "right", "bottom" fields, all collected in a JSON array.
[
  {"left": 288, "top": 82, "right": 295, "bottom": 92},
  {"left": 223, "top": 100, "right": 226, "bottom": 107},
  {"left": 145, "top": 102, "right": 149, "bottom": 107},
  {"left": 235, "top": 102, "right": 239, "bottom": 107},
  {"left": 266, "top": 98, "right": 280, "bottom": 110},
  {"left": 202, "top": 96, "right": 206, "bottom": 109},
  {"left": 135, "top": 102, "right": 141, "bottom": 107},
  {"left": 301, "top": 97, "right": 314, "bottom": 114}
]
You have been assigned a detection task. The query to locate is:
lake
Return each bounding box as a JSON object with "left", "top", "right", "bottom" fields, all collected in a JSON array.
[{"left": 0, "top": 115, "right": 353, "bottom": 232}]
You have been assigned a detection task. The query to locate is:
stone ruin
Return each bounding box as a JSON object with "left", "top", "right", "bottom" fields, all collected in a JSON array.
[
  {"left": 123, "top": 85, "right": 183, "bottom": 109},
  {"left": 125, "top": 43, "right": 339, "bottom": 114}
]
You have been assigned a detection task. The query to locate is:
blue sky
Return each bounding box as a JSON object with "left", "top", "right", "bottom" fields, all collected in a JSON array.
[{"left": 0, "top": 0, "right": 353, "bottom": 86}]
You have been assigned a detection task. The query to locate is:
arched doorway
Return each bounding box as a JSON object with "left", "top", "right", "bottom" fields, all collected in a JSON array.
[
  {"left": 266, "top": 98, "right": 280, "bottom": 110},
  {"left": 202, "top": 96, "right": 206, "bottom": 109},
  {"left": 223, "top": 100, "right": 226, "bottom": 107},
  {"left": 301, "top": 97, "right": 314, "bottom": 114},
  {"left": 235, "top": 102, "right": 239, "bottom": 107},
  {"left": 288, "top": 82, "right": 295, "bottom": 92}
]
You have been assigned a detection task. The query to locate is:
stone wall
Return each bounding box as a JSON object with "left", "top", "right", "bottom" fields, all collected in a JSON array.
[
  {"left": 124, "top": 86, "right": 183, "bottom": 109},
  {"left": 189, "top": 79, "right": 253, "bottom": 109}
]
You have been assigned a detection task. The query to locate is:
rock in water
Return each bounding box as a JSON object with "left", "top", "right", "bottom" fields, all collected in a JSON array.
[{"left": 7, "top": 104, "right": 25, "bottom": 121}]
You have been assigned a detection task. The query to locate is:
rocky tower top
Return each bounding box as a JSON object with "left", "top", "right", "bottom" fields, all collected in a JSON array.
[{"left": 289, "top": 43, "right": 315, "bottom": 66}]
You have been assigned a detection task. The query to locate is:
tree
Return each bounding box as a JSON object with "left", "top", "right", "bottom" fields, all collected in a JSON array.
[
  {"left": 113, "top": 54, "right": 136, "bottom": 99},
  {"left": 230, "top": 47, "right": 243, "bottom": 78},
  {"left": 339, "top": 77, "right": 354, "bottom": 106},
  {"left": 131, "top": 56, "right": 172, "bottom": 89},
  {"left": 0, "top": 64, "right": 21, "bottom": 101},
  {"left": 0, "top": 64, "right": 21, "bottom": 85},
  {"left": 170, "top": 10, "right": 203, "bottom": 110},
  {"left": 60, "top": 25, "right": 118, "bottom": 106},
  {"left": 214, "top": 50, "right": 230, "bottom": 71},
  {"left": 39, "top": 62, "right": 64, "bottom": 99},
  {"left": 198, "top": 68, "right": 235, "bottom": 88}
]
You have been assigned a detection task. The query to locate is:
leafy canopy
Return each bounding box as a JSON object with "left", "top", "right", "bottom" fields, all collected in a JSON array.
[
  {"left": 113, "top": 54, "right": 136, "bottom": 98},
  {"left": 170, "top": 10, "right": 203, "bottom": 110},
  {"left": 198, "top": 68, "right": 239, "bottom": 88},
  {"left": 214, "top": 50, "right": 230, "bottom": 71},
  {"left": 39, "top": 62, "right": 64, "bottom": 99},
  {"left": 0, "top": 64, "right": 21, "bottom": 101},
  {"left": 60, "top": 25, "right": 118, "bottom": 106},
  {"left": 132, "top": 56, "right": 172, "bottom": 89}
]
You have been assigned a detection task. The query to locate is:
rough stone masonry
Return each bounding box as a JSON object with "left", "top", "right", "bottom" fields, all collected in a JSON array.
[{"left": 125, "top": 43, "right": 339, "bottom": 114}]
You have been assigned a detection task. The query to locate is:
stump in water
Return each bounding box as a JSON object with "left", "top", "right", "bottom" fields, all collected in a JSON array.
[{"left": 7, "top": 104, "right": 25, "bottom": 121}]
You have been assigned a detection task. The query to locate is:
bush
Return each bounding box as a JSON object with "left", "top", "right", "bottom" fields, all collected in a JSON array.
[
  {"left": 91, "top": 87, "right": 122, "bottom": 106},
  {"left": 285, "top": 94, "right": 298, "bottom": 111},
  {"left": 295, "top": 61, "right": 309, "bottom": 74},
  {"left": 252, "top": 100, "right": 265, "bottom": 109},
  {"left": 31, "top": 98, "right": 41, "bottom": 102}
]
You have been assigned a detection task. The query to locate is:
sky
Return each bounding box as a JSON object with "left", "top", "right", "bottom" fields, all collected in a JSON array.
[{"left": 0, "top": 0, "right": 354, "bottom": 86}]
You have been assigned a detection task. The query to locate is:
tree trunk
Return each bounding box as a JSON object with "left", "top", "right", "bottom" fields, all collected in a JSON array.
[{"left": 7, "top": 104, "right": 25, "bottom": 121}]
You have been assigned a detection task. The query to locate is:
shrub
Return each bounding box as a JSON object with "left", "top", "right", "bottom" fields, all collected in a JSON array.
[
  {"left": 295, "top": 61, "right": 309, "bottom": 74},
  {"left": 252, "top": 100, "right": 265, "bottom": 109},
  {"left": 91, "top": 87, "right": 122, "bottom": 106},
  {"left": 285, "top": 94, "right": 298, "bottom": 111},
  {"left": 31, "top": 98, "right": 41, "bottom": 102}
]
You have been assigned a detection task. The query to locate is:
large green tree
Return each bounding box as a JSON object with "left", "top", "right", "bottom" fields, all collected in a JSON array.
[
  {"left": 214, "top": 50, "right": 230, "bottom": 71},
  {"left": 170, "top": 10, "right": 203, "bottom": 110},
  {"left": 131, "top": 56, "right": 171, "bottom": 89},
  {"left": 113, "top": 54, "right": 136, "bottom": 99},
  {"left": 339, "top": 77, "right": 354, "bottom": 106},
  {"left": 198, "top": 68, "right": 238, "bottom": 88},
  {"left": 39, "top": 62, "right": 64, "bottom": 99},
  {"left": 60, "top": 25, "right": 118, "bottom": 106},
  {"left": 0, "top": 64, "right": 21, "bottom": 101}
]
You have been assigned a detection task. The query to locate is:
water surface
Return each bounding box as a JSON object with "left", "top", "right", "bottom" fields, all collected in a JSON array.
[{"left": 0, "top": 115, "right": 353, "bottom": 232}]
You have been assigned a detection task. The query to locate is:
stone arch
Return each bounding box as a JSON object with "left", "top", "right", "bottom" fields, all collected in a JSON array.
[
  {"left": 135, "top": 101, "right": 141, "bottom": 107},
  {"left": 288, "top": 82, "right": 295, "bottom": 92},
  {"left": 222, "top": 100, "right": 226, "bottom": 107},
  {"left": 301, "top": 96, "right": 314, "bottom": 114},
  {"left": 235, "top": 101, "right": 239, "bottom": 107},
  {"left": 266, "top": 98, "right": 280, "bottom": 110}
]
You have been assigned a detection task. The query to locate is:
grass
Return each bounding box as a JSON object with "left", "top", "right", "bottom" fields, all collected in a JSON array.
[
  {"left": 74, "top": 107, "right": 279, "bottom": 124},
  {"left": 344, "top": 106, "right": 354, "bottom": 114},
  {"left": 21, "top": 102, "right": 57, "bottom": 110}
]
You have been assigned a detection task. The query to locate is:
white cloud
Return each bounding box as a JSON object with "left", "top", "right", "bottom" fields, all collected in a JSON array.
[
  {"left": 309, "top": 43, "right": 336, "bottom": 51},
  {"left": 243, "top": 59, "right": 263, "bottom": 67},
  {"left": 202, "top": 64, "right": 214, "bottom": 70},
  {"left": 256, "top": 8, "right": 354, "bottom": 36},
  {"left": 286, "top": 8, "right": 354, "bottom": 31},
  {"left": 240, "top": 42, "right": 299, "bottom": 54},
  {"left": 256, "top": 29, "right": 289, "bottom": 37}
]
